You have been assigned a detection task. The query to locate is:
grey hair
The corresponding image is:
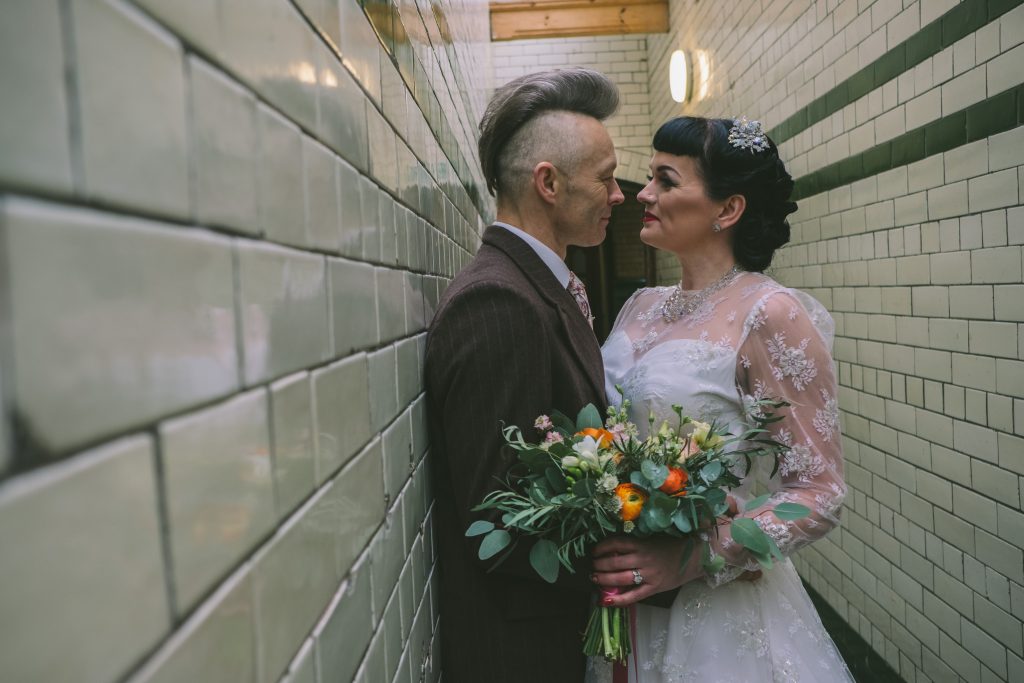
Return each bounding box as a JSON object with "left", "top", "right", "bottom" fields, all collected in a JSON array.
[{"left": 478, "top": 68, "right": 619, "bottom": 198}]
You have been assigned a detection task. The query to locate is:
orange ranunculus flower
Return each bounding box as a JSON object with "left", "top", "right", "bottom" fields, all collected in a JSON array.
[
  {"left": 658, "top": 466, "right": 688, "bottom": 495},
  {"left": 614, "top": 483, "right": 648, "bottom": 521},
  {"left": 576, "top": 427, "right": 615, "bottom": 448}
]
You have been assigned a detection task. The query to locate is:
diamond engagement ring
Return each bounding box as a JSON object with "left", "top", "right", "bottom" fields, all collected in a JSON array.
[{"left": 632, "top": 568, "right": 644, "bottom": 586}]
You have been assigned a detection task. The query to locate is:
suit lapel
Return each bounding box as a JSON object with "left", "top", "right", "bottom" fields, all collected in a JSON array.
[{"left": 483, "top": 226, "right": 607, "bottom": 402}]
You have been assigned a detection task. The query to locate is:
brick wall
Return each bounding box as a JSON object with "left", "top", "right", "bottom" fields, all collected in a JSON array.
[
  {"left": 647, "top": 1, "right": 1024, "bottom": 681},
  {"left": 0, "top": 1, "right": 491, "bottom": 682}
]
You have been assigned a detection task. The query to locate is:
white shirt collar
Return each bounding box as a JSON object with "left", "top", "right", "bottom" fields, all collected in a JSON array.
[{"left": 493, "top": 222, "right": 570, "bottom": 288}]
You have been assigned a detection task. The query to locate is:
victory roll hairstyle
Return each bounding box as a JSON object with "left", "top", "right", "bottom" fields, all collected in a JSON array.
[
  {"left": 478, "top": 68, "right": 620, "bottom": 197},
  {"left": 653, "top": 116, "right": 798, "bottom": 272}
]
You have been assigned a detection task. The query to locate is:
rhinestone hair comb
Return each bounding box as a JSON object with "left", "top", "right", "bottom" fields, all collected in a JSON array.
[{"left": 728, "top": 117, "right": 770, "bottom": 153}]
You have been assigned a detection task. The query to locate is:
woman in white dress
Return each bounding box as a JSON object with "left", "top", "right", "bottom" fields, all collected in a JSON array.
[{"left": 587, "top": 117, "right": 854, "bottom": 682}]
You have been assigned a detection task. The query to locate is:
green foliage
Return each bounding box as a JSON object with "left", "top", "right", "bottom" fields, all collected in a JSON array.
[
  {"left": 641, "top": 491, "right": 675, "bottom": 531},
  {"left": 641, "top": 460, "right": 669, "bottom": 488},
  {"left": 572, "top": 477, "right": 596, "bottom": 497},
  {"left": 552, "top": 411, "right": 577, "bottom": 432},
  {"left": 745, "top": 493, "right": 771, "bottom": 510},
  {"left": 700, "top": 461, "right": 723, "bottom": 482},
  {"left": 529, "top": 539, "right": 560, "bottom": 583},
  {"left": 544, "top": 466, "right": 565, "bottom": 492},
  {"left": 478, "top": 529, "right": 511, "bottom": 560},
  {"left": 576, "top": 404, "right": 603, "bottom": 430},
  {"left": 465, "top": 520, "right": 494, "bottom": 537},
  {"left": 773, "top": 502, "right": 811, "bottom": 520},
  {"left": 731, "top": 518, "right": 770, "bottom": 556},
  {"left": 672, "top": 508, "right": 692, "bottom": 533}
]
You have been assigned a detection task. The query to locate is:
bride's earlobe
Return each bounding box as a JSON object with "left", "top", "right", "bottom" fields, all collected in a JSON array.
[{"left": 716, "top": 194, "right": 746, "bottom": 230}]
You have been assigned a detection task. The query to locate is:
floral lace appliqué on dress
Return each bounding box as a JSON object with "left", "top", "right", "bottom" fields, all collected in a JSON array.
[{"left": 593, "top": 272, "right": 853, "bottom": 683}]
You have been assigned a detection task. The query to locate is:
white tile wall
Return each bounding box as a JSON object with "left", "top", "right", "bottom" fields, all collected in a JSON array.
[{"left": 0, "top": 0, "right": 489, "bottom": 681}]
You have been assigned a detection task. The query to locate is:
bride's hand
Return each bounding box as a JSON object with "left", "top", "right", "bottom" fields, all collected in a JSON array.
[{"left": 590, "top": 536, "right": 701, "bottom": 607}]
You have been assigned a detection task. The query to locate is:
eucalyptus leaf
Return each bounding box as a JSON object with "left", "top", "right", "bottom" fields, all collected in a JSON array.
[
  {"left": 478, "top": 529, "right": 511, "bottom": 560},
  {"left": 466, "top": 520, "right": 495, "bottom": 537},
  {"left": 544, "top": 466, "right": 565, "bottom": 492},
  {"left": 550, "top": 410, "right": 576, "bottom": 433},
  {"left": 576, "top": 404, "right": 603, "bottom": 430},
  {"left": 650, "top": 490, "right": 678, "bottom": 514},
  {"left": 630, "top": 471, "right": 648, "bottom": 487},
  {"left": 529, "top": 539, "right": 560, "bottom": 583},
  {"left": 772, "top": 502, "right": 812, "bottom": 520},
  {"left": 672, "top": 508, "right": 692, "bottom": 533},
  {"left": 520, "top": 449, "right": 554, "bottom": 473},
  {"left": 704, "top": 488, "right": 726, "bottom": 508},
  {"left": 641, "top": 460, "right": 669, "bottom": 488},
  {"left": 700, "top": 461, "right": 723, "bottom": 482},
  {"left": 755, "top": 553, "right": 773, "bottom": 570},
  {"left": 745, "top": 493, "right": 771, "bottom": 510},
  {"left": 731, "top": 518, "right": 770, "bottom": 555},
  {"left": 572, "top": 477, "right": 596, "bottom": 497},
  {"left": 642, "top": 503, "right": 672, "bottom": 531}
]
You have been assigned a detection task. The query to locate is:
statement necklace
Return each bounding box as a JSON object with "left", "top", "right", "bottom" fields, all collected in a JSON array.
[{"left": 660, "top": 265, "right": 742, "bottom": 323}]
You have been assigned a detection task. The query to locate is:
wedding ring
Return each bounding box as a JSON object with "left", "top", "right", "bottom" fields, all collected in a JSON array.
[{"left": 632, "top": 568, "right": 644, "bottom": 586}]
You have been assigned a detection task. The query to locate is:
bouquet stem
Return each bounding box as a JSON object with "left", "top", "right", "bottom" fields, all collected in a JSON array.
[{"left": 582, "top": 590, "right": 631, "bottom": 665}]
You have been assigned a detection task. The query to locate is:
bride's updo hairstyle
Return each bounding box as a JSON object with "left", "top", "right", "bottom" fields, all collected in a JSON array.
[{"left": 652, "top": 116, "right": 798, "bottom": 272}]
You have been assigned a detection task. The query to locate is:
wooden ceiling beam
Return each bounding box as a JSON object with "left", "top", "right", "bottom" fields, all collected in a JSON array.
[{"left": 489, "top": 0, "right": 669, "bottom": 41}]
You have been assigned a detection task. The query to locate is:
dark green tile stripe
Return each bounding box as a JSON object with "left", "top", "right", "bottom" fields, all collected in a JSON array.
[
  {"left": 802, "top": 581, "right": 905, "bottom": 682},
  {"left": 770, "top": 0, "right": 1024, "bottom": 145},
  {"left": 792, "top": 84, "right": 1024, "bottom": 200}
]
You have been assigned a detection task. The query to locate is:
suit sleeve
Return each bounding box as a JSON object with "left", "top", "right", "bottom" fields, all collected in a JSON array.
[{"left": 425, "top": 282, "right": 593, "bottom": 590}]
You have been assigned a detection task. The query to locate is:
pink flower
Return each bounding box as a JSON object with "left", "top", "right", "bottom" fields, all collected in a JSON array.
[
  {"left": 544, "top": 431, "right": 564, "bottom": 444},
  {"left": 534, "top": 414, "right": 554, "bottom": 431}
]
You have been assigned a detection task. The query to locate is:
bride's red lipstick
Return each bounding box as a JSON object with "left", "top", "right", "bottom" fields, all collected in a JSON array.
[{"left": 642, "top": 212, "right": 659, "bottom": 223}]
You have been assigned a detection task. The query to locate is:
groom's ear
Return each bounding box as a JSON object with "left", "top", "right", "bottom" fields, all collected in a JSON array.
[
  {"left": 533, "top": 162, "right": 560, "bottom": 205},
  {"left": 715, "top": 194, "right": 746, "bottom": 230}
]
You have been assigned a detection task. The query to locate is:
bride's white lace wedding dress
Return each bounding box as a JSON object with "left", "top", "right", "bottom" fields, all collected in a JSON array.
[{"left": 588, "top": 271, "right": 854, "bottom": 683}]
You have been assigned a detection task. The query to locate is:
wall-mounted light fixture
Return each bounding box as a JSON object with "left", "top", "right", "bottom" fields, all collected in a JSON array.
[{"left": 669, "top": 49, "right": 690, "bottom": 103}]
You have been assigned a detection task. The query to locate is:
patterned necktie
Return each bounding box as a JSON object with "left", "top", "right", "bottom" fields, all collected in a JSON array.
[{"left": 567, "top": 271, "right": 594, "bottom": 329}]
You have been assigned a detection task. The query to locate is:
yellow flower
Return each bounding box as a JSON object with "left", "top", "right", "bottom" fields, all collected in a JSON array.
[{"left": 690, "top": 421, "right": 724, "bottom": 450}]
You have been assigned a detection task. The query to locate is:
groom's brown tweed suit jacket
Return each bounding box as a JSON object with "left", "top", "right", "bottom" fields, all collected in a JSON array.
[{"left": 425, "top": 225, "right": 608, "bottom": 683}]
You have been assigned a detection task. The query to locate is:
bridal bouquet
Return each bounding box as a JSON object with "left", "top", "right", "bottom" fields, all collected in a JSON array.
[{"left": 465, "top": 398, "right": 808, "bottom": 664}]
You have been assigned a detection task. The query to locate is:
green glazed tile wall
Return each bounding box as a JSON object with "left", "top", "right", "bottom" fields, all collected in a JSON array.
[
  {"left": 793, "top": 83, "right": 1024, "bottom": 199},
  {"left": 769, "top": 0, "right": 1024, "bottom": 146},
  {"left": 0, "top": 1, "right": 492, "bottom": 682}
]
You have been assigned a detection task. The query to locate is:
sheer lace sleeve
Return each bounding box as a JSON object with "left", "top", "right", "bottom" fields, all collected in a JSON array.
[{"left": 704, "top": 289, "right": 846, "bottom": 586}]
